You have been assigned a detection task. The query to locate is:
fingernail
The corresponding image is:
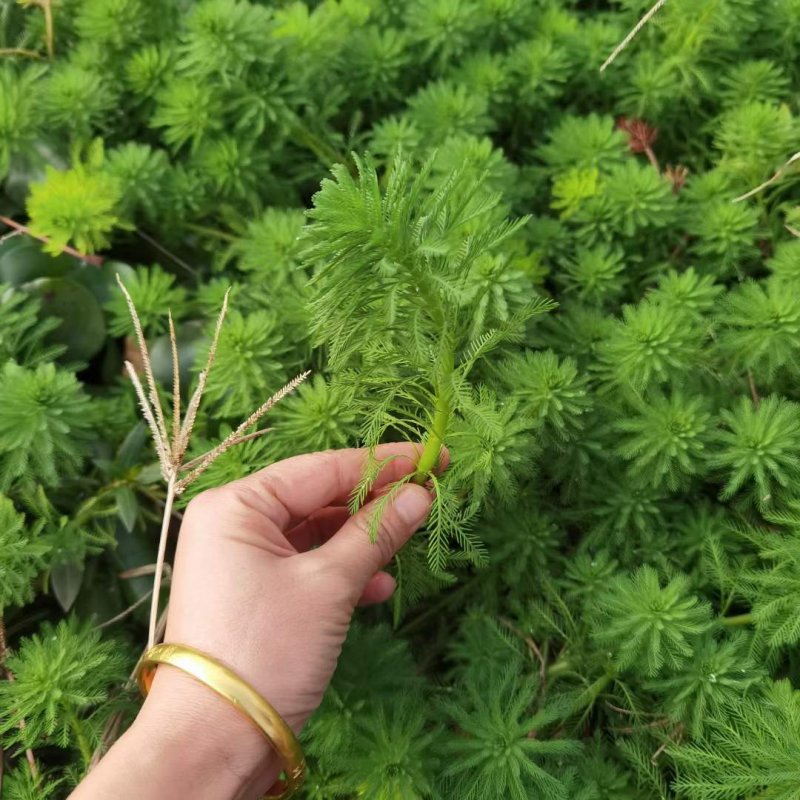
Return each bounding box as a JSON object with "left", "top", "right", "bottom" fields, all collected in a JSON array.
[{"left": 394, "top": 485, "right": 433, "bottom": 527}]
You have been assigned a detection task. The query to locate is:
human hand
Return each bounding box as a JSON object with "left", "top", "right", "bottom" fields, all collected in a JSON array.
[
  {"left": 73, "top": 443, "right": 434, "bottom": 799},
  {"left": 161, "top": 441, "right": 434, "bottom": 726}
]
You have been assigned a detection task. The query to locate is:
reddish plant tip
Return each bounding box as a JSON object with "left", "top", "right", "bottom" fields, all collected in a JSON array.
[
  {"left": 616, "top": 116, "right": 659, "bottom": 154},
  {"left": 664, "top": 164, "right": 689, "bottom": 194}
]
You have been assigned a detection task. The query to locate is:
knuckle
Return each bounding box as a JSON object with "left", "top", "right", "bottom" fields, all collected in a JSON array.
[
  {"left": 241, "top": 470, "right": 291, "bottom": 522},
  {"left": 226, "top": 478, "right": 266, "bottom": 512},
  {"left": 184, "top": 486, "right": 228, "bottom": 519},
  {"left": 184, "top": 480, "right": 269, "bottom": 528}
]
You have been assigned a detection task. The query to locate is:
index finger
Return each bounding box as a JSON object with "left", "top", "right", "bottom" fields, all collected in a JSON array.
[{"left": 231, "top": 442, "right": 427, "bottom": 530}]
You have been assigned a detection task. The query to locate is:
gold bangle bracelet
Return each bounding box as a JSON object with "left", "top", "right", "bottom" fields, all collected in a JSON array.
[{"left": 136, "top": 643, "right": 305, "bottom": 800}]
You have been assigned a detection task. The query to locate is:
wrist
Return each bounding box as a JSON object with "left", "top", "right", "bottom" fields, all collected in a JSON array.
[{"left": 130, "top": 664, "right": 283, "bottom": 799}]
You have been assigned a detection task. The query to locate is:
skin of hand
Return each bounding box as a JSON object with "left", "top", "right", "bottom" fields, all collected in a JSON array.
[{"left": 71, "top": 443, "right": 436, "bottom": 800}]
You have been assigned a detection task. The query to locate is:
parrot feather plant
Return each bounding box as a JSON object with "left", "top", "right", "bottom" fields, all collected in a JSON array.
[
  {"left": 116, "top": 275, "right": 309, "bottom": 649},
  {"left": 303, "top": 153, "right": 555, "bottom": 589}
]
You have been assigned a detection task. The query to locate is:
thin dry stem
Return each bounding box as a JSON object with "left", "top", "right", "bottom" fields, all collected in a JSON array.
[
  {"left": 176, "top": 371, "right": 310, "bottom": 493},
  {"left": 35, "top": 0, "right": 54, "bottom": 58},
  {"left": 168, "top": 311, "right": 181, "bottom": 452},
  {"left": 651, "top": 723, "right": 684, "bottom": 764},
  {"left": 612, "top": 717, "right": 672, "bottom": 736},
  {"left": 600, "top": 0, "right": 668, "bottom": 72},
  {"left": 0, "top": 229, "right": 22, "bottom": 246},
  {"left": 605, "top": 701, "right": 636, "bottom": 717},
  {"left": 96, "top": 591, "right": 152, "bottom": 630},
  {"left": 0, "top": 48, "right": 43, "bottom": 59},
  {"left": 147, "top": 477, "right": 176, "bottom": 650},
  {"left": 644, "top": 146, "right": 659, "bottom": 172},
  {"left": 0, "top": 214, "right": 103, "bottom": 265},
  {"left": 135, "top": 229, "right": 198, "bottom": 277},
  {"left": 116, "top": 276, "right": 169, "bottom": 447},
  {"left": 43, "top": 1, "right": 53, "bottom": 58},
  {"left": 733, "top": 152, "right": 800, "bottom": 203},
  {"left": 748, "top": 370, "right": 760, "bottom": 407},
  {"left": 499, "top": 617, "right": 546, "bottom": 684},
  {"left": 22, "top": 0, "right": 54, "bottom": 58},
  {"left": 787, "top": 224, "right": 800, "bottom": 238},
  {"left": 119, "top": 563, "right": 172, "bottom": 580}
]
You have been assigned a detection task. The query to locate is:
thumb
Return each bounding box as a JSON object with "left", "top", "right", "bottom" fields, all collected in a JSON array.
[{"left": 313, "top": 484, "right": 432, "bottom": 590}]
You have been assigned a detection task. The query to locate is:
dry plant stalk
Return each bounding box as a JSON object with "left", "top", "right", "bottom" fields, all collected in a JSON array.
[
  {"left": 600, "top": 0, "right": 668, "bottom": 72},
  {"left": 0, "top": 47, "right": 43, "bottom": 59},
  {"left": 19, "top": 0, "right": 54, "bottom": 58},
  {"left": 732, "top": 152, "right": 800, "bottom": 203},
  {"left": 0, "top": 215, "right": 104, "bottom": 266},
  {"left": 116, "top": 275, "right": 309, "bottom": 649}
]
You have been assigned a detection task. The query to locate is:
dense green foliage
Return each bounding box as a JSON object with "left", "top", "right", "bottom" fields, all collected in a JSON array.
[{"left": 2, "top": 0, "right": 800, "bottom": 797}]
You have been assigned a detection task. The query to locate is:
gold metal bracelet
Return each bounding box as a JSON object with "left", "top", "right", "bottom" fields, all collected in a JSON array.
[{"left": 136, "top": 643, "right": 305, "bottom": 800}]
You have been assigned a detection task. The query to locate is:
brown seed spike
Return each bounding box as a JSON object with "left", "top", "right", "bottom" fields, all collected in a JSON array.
[
  {"left": 115, "top": 278, "right": 308, "bottom": 652},
  {"left": 116, "top": 274, "right": 169, "bottom": 449},
  {"left": 168, "top": 311, "right": 181, "bottom": 456},
  {"left": 177, "top": 288, "right": 230, "bottom": 461},
  {"left": 175, "top": 371, "right": 310, "bottom": 494}
]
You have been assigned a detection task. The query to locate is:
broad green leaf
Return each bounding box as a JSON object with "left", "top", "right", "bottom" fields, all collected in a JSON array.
[
  {"left": 115, "top": 487, "right": 138, "bottom": 532},
  {"left": 51, "top": 560, "right": 84, "bottom": 612},
  {"left": 22, "top": 276, "right": 106, "bottom": 362}
]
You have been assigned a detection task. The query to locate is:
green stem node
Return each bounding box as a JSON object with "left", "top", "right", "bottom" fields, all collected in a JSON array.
[
  {"left": 721, "top": 612, "right": 753, "bottom": 627},
  {"left": 413, "top": 393, "right": 451, "bottom": 484},
  {"left": 546, "top": 658, "right": 572, "bottom": 678},
  {"left": 68, "top": 709, "right": 93, "bottom": 767},
  {"left": 413, "top": 347, "right": 454, "bottom": 484}
]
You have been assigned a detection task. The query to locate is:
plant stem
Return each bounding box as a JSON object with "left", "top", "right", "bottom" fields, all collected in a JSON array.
[
  {"left": 600, "top": 0, "right": 667, "bottom": 72},
  {"left": 184, "top": 222, "right": 237, "bottom": 242},
  {"left": 0, "top": 48, "right": 43, "bottom": 58},
  {"left": 643, "top": 145, "right": 660, "bottom": 172},
  {"left": 413, "top": 350, "right": 454, "bottom": 483},
  {"left": 147, "top": 476, "right": 176, "bottom": 649},
  {"left": 289, "top": 116, "right": 345, "bottom": 168},
  {"left": 721, "top": 612, "right": 752, "bottom": 627},
  {"left": 136, "top": 229, "right": 199, "bottom": 277},
  {"left": 396, "top": 571, "right": 484, "bottom": 636},
  {"left": 546, "top": 657, "right": 572, "bottom": 678},
  {"left": 0, "top": 215, "right": 103, "bottom": 265},
  {"left": 413, "top": 392, "right": 450, "bottom": 483},
  {"left": 40, "top": 0, "right": 54, "bottom": 58},
  {"left": 67, "top": 709, "right": 93, "bottom": 768},
  {"left": 575, "top": 670, "right": 615, "bottom": 716},
  {"left": 75, "top": 478, "right": 129, "bottom": 525}
]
